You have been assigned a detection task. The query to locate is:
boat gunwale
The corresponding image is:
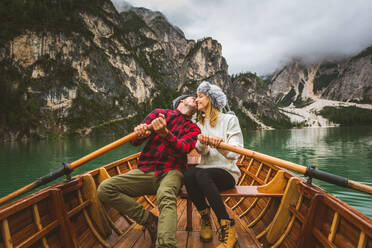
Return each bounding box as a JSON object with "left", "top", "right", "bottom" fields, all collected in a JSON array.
[
  {"left": 322, "top": 190, "right": 372, "bottom": 236},
  {"left": 0, "top": 189, "right": 51, "bottom": 219}
]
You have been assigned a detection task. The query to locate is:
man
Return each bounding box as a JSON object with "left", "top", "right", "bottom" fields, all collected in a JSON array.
[{"left": 97, "top": 95, "right": 200, "bottom": 248}]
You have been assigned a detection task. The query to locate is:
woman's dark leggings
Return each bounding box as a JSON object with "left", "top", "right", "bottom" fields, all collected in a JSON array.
[{"left": 183, "top": 167, "right": 235, "bottom": 220}]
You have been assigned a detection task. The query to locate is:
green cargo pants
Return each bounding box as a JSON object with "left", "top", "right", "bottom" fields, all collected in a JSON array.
[{"left": 97, "top": 169, "right": 183, "bottom": 248}]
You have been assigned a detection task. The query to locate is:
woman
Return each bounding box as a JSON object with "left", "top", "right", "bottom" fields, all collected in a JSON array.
[{"left": 184, "top": 81, "right": 243, "bottom": 248}]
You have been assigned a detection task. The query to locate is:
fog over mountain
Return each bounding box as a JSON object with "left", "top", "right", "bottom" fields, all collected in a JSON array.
[{"left": 112, "top": 0, "right": 372, "bottom": 74}]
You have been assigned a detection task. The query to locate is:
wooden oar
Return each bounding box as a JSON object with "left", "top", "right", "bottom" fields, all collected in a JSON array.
[
  {"left": 218, "top": 142, "right": 372, "bottom": 195},
  {"left": 0, "top": 130, "right": 142, "bottom": 206}
]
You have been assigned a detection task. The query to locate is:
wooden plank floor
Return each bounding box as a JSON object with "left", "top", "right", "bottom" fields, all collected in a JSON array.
[{"left": 113, "top": 198, "right": 261, "bottom": 248}]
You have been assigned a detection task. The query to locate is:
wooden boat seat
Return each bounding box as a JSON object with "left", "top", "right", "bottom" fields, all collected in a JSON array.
[
  {"left": 179, "top": 170, "right": 287, "bottom": 231},
  {"left": 179, "top": 185, "right": 284, "bottom": 198},
  {"left": 184, "top": 150, "right": 285, "bottom": 198}
]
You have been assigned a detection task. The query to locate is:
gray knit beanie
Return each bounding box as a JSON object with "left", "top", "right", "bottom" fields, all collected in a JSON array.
[
  {"left": 197, "top": 81, "right": 227, "bottom": 110},
  {"left": 172, "top": 95, "right": 191, "bottom": 109}
]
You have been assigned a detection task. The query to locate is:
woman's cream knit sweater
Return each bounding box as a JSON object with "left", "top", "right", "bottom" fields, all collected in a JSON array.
[{"left": 195, "top": 112, "right": 244, "bottom": 183}]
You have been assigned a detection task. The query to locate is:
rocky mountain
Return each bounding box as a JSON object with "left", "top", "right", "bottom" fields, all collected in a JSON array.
[
  {"left": 268, "top": 45, "right": 372, "bottom": 127},
  {"left": 322, "top": 47, "right": 372, "bottom": 103},
  {"left": 269, "top": 45, "right": 372, "bottom": 105},
  {"left": 0, "top": 0, "right": 233, "bottom": 141},
  {"left": 229, "top": 73, "right": 292, "bottom": 130}
]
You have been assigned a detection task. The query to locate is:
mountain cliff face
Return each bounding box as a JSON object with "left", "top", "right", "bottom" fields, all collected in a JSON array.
[
  {"left": 229, "top": 73, "right": 292, "bottom": 130},
  {"left": 0, "top": 0, "right": 231, "bottom": 141},
  {"left": 269, "top": 45, "right": 372, "bottom": 105},
  {"left": 268, "top": 45, "right": 372, "bottom": 127},
  {"left": 322, "top": 47, "right": 372, "bottom": 103}
]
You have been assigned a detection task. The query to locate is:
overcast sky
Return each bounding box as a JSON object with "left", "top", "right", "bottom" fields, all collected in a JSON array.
[{"left": 112, "top": 0, "right": 372, "bottom": 75}]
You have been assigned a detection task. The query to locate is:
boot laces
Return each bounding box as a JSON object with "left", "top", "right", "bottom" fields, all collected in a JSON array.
[{"left": 217, "top": 224, "right": 228, "bottom": 243}]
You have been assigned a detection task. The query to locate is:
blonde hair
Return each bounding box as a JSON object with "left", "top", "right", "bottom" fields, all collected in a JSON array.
[{"left": 198, "top": 97, "right": 219, "bottom": 128}]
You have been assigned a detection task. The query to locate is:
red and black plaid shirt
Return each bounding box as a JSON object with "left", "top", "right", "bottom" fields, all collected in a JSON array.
[{"left": 130, "top": 109, "right": 200, "bottom": 176}]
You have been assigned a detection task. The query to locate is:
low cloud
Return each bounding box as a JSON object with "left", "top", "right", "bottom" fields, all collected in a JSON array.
[{"left": 113, "top": 0, "right": 372, "bottom": 75}]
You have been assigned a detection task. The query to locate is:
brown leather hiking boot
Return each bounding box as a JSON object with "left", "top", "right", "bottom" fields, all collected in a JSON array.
[
  {"left": 143, "top": 212, "right": 158, "bottom": 246},
  {"left": 217, "top": 219, "right": 238, "bottom": 248},
  {"left": 199, "top": 208, "right": 213, "bottom": 242}
]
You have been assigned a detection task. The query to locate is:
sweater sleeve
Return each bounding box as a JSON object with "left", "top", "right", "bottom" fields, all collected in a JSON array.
[{"left": 217, "top": 115, "right": 244, "bottom": 160}]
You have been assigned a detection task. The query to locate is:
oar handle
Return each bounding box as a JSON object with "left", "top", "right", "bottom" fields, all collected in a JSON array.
[
  {"left": 69, "top": 132, "right": 137, "bottom": 170},
  {"left": 69, "top": 123, "right": 153, "bottom": 170},
  {"left": 218, "top": 142, "right": 307, "bottom": 174},
  {"left": 217, "top": 142, "right": 372, "bottom": 196}
]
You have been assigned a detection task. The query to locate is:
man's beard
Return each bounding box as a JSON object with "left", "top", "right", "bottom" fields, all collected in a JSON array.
[{"left": 184, "top": 102, "right": 197, "bottom": 115}]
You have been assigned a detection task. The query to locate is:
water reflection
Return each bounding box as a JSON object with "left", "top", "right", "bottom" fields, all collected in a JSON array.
[
  {"left": 245, "top": 126, "right": 372, "bottom": 217},
  {"left": 0, "top": 136, "right": 142, "bottom": 197}
]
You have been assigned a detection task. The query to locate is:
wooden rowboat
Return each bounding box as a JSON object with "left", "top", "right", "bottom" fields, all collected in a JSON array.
[{"left": 1, "top": 148, "right": 371, "bottom": 247}]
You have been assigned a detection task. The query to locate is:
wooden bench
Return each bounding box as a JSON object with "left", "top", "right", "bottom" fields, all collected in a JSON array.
[
  {"left": 179, "top": 185, "right": 285, "bottom": 198},
  {"left": 179, "top": 164, "right": 287, "bottom": 230}
]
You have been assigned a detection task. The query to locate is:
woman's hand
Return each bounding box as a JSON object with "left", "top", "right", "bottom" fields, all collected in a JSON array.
[
  {"left": 198, "top": 134, "right": 222, "bottom": 148},
  {"left": 197, "top": 134, "right": 208, "bottom": 145}
]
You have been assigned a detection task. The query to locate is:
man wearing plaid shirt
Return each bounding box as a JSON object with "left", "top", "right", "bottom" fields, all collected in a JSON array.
[{"left": 98, "top": 95, "right": 200, "bottom": 248}]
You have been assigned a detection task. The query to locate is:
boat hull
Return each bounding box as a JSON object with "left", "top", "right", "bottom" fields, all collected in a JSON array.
[{"left": 0, "top": 152, "right": 371, "bottom": 248}]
